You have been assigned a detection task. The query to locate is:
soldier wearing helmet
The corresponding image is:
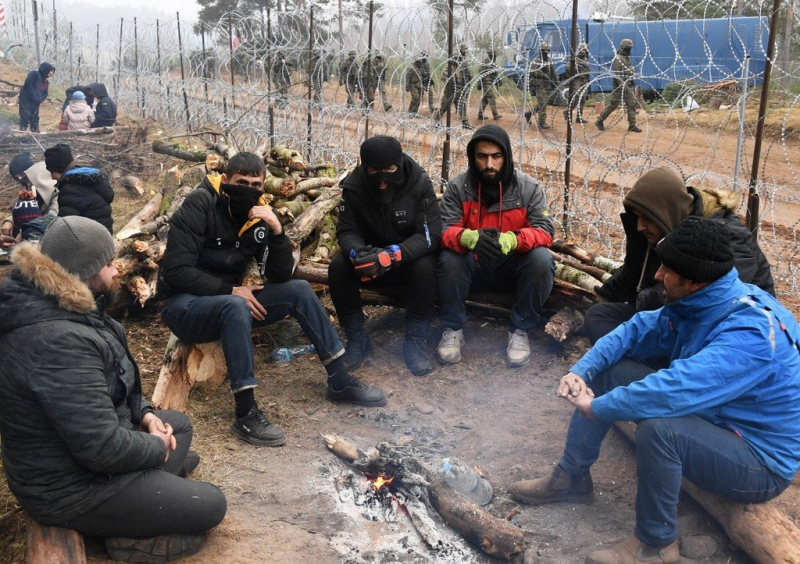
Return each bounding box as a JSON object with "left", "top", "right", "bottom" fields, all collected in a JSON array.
[
  {"left": 361, "top": 52, "right": 393, "bottom": 112},
  {"left": 478, "top": 49, "right": 503, "bottom": 121},
  {"left": 564, "top": 41, "right": 591, "bottom": 124},
  {"left": 270, "top": 49, "right": 294, "bottom": 108},
  {"left": 596, "top": 38, "right": 641, "bottom": 133},
  {"left": 434, "top": 42, "right": 473, "bottom": 129},
  {"left": 407, "top": 51, "right": 435, "bottom": 115},
  {"left": 339, "top": 50, "right": 360, "bottom": 107},
  {"left": 525, "top": 40, "right": 556, "bottom": 129}
]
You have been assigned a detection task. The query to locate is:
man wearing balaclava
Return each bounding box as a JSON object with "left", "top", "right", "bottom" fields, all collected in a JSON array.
[
  {"left": 330, "top": 135, "right": 442, "bottom": 377},
  {"left": 437, "top": 124, "right": 555, "bottom": 367},
  {"left": 160, "top": 152, "right": 387, "bottom": 448},
  {"left": 595, "top": 38, "right": 641, "bottom": 133}
]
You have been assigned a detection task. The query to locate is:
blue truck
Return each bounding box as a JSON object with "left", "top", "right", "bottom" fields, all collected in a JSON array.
[{"left": 506, "top": 16, "right": 768, "bottom": 98}]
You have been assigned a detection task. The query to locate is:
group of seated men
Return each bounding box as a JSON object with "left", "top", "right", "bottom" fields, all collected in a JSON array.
[{"left": 0, "top": 124, "right": 797, "bottom": 564}]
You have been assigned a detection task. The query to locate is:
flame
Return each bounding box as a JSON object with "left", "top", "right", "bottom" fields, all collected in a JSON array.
[{"left": 371, "top": 473, "right": 394, "bottom": 491}]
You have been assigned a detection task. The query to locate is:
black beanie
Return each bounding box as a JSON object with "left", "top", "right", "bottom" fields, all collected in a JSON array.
[
  {"left": 655, "top": 217, "right": 734, "bottom": 283},
  {"left": 44, "top": 143, "right": 74, "bottom": 174},
  {"left": 9, "top": 152, "right": 35, "bottom": 183},
  {"left": 360, "top": 136, "right": 403, "bottom": 169}
]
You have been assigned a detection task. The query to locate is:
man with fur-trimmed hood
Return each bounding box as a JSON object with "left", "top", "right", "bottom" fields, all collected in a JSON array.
[{"left": 585, "top": 166, "right": 774, "bottom": 344}]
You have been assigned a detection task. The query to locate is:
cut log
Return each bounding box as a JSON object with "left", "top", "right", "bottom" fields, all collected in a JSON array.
[
  {"left": 119, "top": 175, "right": 144, "bottom": 196},
  {"left": 323, "top": 433, "right": 364, "bottom": 462},
  {"left": 554, "top": 263, "right": 601, "bottom": 294},
  {"left": 549, "top": 250, "right": 611, "bottom": 282},
  {"left": 263, "top": 175, "right": 298, "bottom": 198},
  {"left": 271, "top": 145, "right": 305, "bottom": 170},
  {"left": 550, "top": 240, "right": 621, "bottom": 274},
  {"left": 285, "top": 186, "right": 343, "bottom": 243},
  {"left": 26, "top": 513, "right": 86, "bottom": 564},
  {"left": 126, "top": 271, "right": 158, "bottom": 308},
  {"left": 152, "top": 139, "right": 208, "bottom": 162},
  {"left": 116, "top": 192, "right": 164, "bottom": 240},
  {"left": 311, "top": 213, "right": 339, "bottom": 262},
  {"left": 544, "top": 307, "right": 585, "bottom": 343},
  {"left": 210, "top": 141, "right": 238, "bottom": 161},
  {"left": 614, "top": 421, "right": 800, "bottom": 564},
  {"left": 283, "top": 176, "right": 338, "bottom": 199},
  {"left": 151, "top": 334, "right": 228, "bottom": 411},
  {"left": 274, "top": 200, "right": 311, "bottom": 218}
]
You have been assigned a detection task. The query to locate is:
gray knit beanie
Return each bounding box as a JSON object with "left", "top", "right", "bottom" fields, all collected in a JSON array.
[{"left": 40, "top": 216, "right": 116, "bottom": 280}]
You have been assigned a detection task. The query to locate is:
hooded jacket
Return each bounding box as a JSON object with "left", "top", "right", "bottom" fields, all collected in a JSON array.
[
  {"left": 0, "top": 243, "right": 165, "bottom": 524},
  {"left": 441, "top": 125, "right": 554, "bottom": 253},
  {"left": 337, "top": 155, "right": 442, "bottom": 261},
  {"left": 597, "top": 181, "right": 774, "bottom": 308},
  {"left": 2, "top": 162, "right": 59, "bottom": 230},
  {"left": 573, "top": 268, "right": 800, "bottom": 481},
  {"left": 62, "top": 85, "right": 95, "bottom": 111},
  {"left": 87, "top": 83, "right": 117, "bottom": 127},
  {"left": 63, "top": 99, "right": 95, "bottom": 130},
  {"left": 56, "top": 160, "right": 114, "bottom": 232},
  {"left": 160, "top": 174, "right": 294, "bottom": 297},
  {"left": 19, "top": 62, "right": 54, "bottom": 108}
]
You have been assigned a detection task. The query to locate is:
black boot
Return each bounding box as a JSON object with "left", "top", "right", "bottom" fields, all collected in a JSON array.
[
  {"left": 524, "top": 110, "right": 532, "bottom": 124},
  {"left": 404, "top": 320, "right": 433, "bottom": 377},
  {"left": 341, "top": 326, "right": 372, "bottom": 371}
]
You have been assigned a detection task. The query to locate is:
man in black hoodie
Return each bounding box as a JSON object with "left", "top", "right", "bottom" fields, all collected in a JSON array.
[
  {"left": 86, "top": 82, "right": 117, "bottom": 127},
  {"left": 160, "top": 153, "right": 386, "bottom": 447},
  {"left": 329, "top": 136, "right": 442, "bottom": 376},
  {"left": 19, "top": 62, "right": 55, "bottom": 132}
]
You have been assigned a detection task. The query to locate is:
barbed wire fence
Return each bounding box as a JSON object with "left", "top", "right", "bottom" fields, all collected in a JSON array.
[{"left": 3, "top": 0, "right": 799, "bottom": 295}]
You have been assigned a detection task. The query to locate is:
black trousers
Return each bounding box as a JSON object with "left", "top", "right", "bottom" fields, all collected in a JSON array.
[
  {"left": 582, "top": 301, "right": 637, "bottom": 344},
  {"left": 328, "top": 252, "right": 437, "bottom": 329},
  {"left": 61, "top": 410, "right": 227, "bottom": 539}
]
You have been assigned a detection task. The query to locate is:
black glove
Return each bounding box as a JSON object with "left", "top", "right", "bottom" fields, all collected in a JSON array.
[
  {"left": 473, "top": 228, "right": 503, "bottom": 260},
  {"left": 353, "top": 247, "right": 393, "bottom": 282},
  {"left": 636, "top": 284, "right": 665, "bottom": 311}
]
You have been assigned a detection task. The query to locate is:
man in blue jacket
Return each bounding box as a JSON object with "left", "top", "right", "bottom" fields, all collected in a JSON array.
[
  {"left": 19, "top": 62, "right": 54, "bottom": 132},
  {"left": 510, "top": 217, "right": 800, "bottom": 564}
]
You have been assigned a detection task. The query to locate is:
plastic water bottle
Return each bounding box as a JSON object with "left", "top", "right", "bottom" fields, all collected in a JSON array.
[
  {"left": 437, "top": 457, "right": 493, "bottom": 505},
  {"left": 271, "top": 344, "right": 316, "bottom": 364}
]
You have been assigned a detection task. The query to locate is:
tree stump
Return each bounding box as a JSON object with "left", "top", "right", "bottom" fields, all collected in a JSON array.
[{"left": 26, "top": 514, "right": 86, "bottom": 564}]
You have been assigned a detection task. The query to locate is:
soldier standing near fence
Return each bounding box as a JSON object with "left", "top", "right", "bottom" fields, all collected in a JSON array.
[
  {"left": 596, "top": 38, "right": 641, "bottom": 133},
  {"left": 339, "top": 50, "right": 359, "bottom": 107},
  {"left": 434, "top": 44, "right": 473, "bottom": 130},
  {"left": 271, "top": 50, "right": 294, "bottom": 108},
  {"left": 564, "top": 43, "right": 591, "bottom": 124},
  {"left": 362, "top": 53, "right": 393, "bottom": 112},
  {"left": 477, "top": 50, "right": 503, "bottom": 121},
  {"left": 525, "top": 42, "right": 556, "bottom": 130},
  {"left": 309, "top": 49, "right": 329, "bottom": 103},
  {"left": 407, "top": 52, "right": 434, "bottom": 115}
]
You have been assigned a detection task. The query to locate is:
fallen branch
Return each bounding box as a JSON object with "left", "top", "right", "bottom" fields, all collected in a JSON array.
[
  {"left": 152, "top": 139, "right": 207, "bottom": 162},
  {"left": 554, "top": 263, "right": 601, "bottom": 294},
  {"left": 116, "top": 192, "right": 163, "bottom": 240},
  {"left": 551, "top": 240, "right": 621, "bottom": 274},
  {"left": 544, "top": 307, "right": 585, "bottom": 343}
]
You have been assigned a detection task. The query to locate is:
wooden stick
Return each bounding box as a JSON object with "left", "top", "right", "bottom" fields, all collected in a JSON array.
[{"left": 549, "top": 250, "right": 611, "bottom": 282}]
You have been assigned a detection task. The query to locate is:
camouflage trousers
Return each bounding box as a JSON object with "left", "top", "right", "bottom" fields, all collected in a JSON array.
[
  {"left": 363, "top": 84, "right": 392, "bottom": 111},
  {"left": 344, "top": 80, "right": 358, "bottom": 106},
  {"left": 479, "top": 89, "right": 500, "bottom": 119},
  {"left": 408, "top": 85, "right": 436, "bottom": 113},
  {"left": 435, "top": 88, "right": 469, "bottom": 123},
  {"left": 532, "top": 84, "right": 554, "bottom": 126},
  {"left": 565, "top": 80, "right": 588, "bottom": 121},
  {"left": 598, "top": 83, "right": 638, "bottom": 126}
]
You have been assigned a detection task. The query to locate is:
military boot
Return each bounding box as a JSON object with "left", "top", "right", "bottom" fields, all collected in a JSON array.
[
  {"left": 524, "top": 110, "right": 532, "bottom": 124},
  {"left": 538, "top": 121, "right": 551, "bottom": 130},
  {"left": 509, "top": 465, "right": 593, "bottom": 505},
  {"left": 403, "top": 319, "right": 434, "bottom": 377},
  {"left": 628, "top": 125, "right": 642, "bottom": 133},
  {"left": 595, "top": 119, "right": 606, "bottom": 131},
  {"left": 341, "top": 325, "right": 373, "bottom": 371}
]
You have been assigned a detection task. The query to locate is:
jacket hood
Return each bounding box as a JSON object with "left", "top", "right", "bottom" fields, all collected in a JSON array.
[
  {"left": 0, "top": 243, "right": 96, "bottom": 335},
  {"left": 38, "top": 62, "right": 55, "bottom": 77},
  {"left": 67, "top": 99, "right": 90, "bottom": 111},
  {"left": 663, "top": 267, "right": 740, "bottom": 319},
  {"left": 24, "top": 161, "right": 58, "bottom": 198},
  {"left": 623, "top": 167, "right": 693, "bottom": 237},
  {"left": 466, "top": 125, "right": 514, "bottom": 185},
  {"left": 87, "top": 82, "right": 109, "bottom": 97},
  {"left": 692, "top": 186, "right": 741, "bottom": 217}
]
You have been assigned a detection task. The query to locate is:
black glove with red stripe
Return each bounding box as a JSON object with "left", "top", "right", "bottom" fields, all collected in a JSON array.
[{"left": 353, "top": 247, "right": 394, "bottom": 282}]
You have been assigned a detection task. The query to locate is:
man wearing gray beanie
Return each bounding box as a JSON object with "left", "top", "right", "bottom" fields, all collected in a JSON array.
[
  {"left": 0, "top": 216, "right": 226, "bottom": 563},
  {"left": 510, "top": 217, "right": 800, "bottom": 564}
]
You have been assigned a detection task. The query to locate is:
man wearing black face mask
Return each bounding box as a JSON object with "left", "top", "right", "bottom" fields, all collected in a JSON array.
[
  {"left": 438, "top": 125, "right": 555, "bottom": 367},
  {"left": 160, "top": 153, "right": 386, "bottom": 448},
  {"left": 596, "top": 38, "right": 641, "bottom": 133},
  {"left": 329, "top": 136, "right": 443, "bottom": 377}
]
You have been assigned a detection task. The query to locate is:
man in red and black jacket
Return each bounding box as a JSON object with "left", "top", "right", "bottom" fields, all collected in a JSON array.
[{"left": 437, "top": 125, "right": 555, "bottom": 367}]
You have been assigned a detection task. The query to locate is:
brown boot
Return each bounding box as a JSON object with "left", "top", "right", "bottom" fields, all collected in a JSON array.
[
  {"left": 586, "top": 535, "right": 680, "bottom": 564},
  {"left": 509, "top": 465, "right": 593, "bottom": 505}
]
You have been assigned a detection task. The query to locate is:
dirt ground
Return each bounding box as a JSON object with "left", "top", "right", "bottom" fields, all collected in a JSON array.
[{"left": 0, "top": 59, "right": 799, "bottom": 563}]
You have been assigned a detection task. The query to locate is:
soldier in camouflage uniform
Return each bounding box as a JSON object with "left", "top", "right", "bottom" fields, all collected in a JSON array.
[
  {"left": 361, "top": 53, "right": 393, "bottom": 111},
  {"left": 524, "top": 42, "right": 556, "bottom": 129},
  {"left": 271, "top": 50, "right": 294, "bottom": 108},
  {"left": 596, "top": 38, "right": 641, "bottom": 133},
  {"left": 433, "top": 44, "right": 473, "bottom": 130},
  {"left": 564, "top": 42, "right": 591, "bottom": 123},
  {"left": 309, "top": 49, "right": 330, "bottom": 103},
  {"left": 477, "top": 50, "right": 503, "bottom": 121},
  {"left": 339, "top": 50, "right": 359, "bottom": 107},
  {"left": 406, "top": 51, "right": 434, "bottom": 114}
]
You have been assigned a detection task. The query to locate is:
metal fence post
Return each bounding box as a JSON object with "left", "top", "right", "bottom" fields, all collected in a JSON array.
[
  {"left": 68, "top": 22, "right": 74, "bottom": 85},
  {"left": 177, "top": 12, "right": 192, "bottom": 133},
  {"left": 267, "top": 8, "right": 274, "bottom": 147},
  {"left": 440, "top": 0, "right": 455, "bottom": 186},
  {"left": 115, "top": 18, "right": 123, "bottom": 99},
  {"left": 306, "top": 6, "right": 314, "bottom": 160},
  {"left": 561, "top": 0, "right": 580, "bottom": 238},
  {"left": 364, "top": 0, "right": 374, "bottom": 141},
  {"left": 228, "top": 14, "right": 235, "bottom": 110}
]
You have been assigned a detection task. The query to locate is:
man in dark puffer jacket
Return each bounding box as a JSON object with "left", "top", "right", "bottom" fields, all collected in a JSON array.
[
  {"left": 44, "top": 143, "right": 114, "bottom": 233},
  {"left": 86, "top": 82, "right": 117, "bottom": 127},
  {"left": 585, "top": 166, "right": 774, "bottom": 344},
  {"left": 0, "top": 217, "right": 226, "bottom": 563}
]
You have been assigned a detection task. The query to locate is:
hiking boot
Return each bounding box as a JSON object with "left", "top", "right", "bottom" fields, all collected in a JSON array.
[
  {"left": 509, "top": 465, "right": 593, "bottom": 505},
  {"left": 105, "top": 534, "right": 204, "bottom": 563},
  {"left": 341, "top": 328, "right": 373, "bottom": 371},
  {"left": 586, "top": 536, "right": 680, "bottom": 564},
  {"left": 628, "top": 125, "right": 642, "bottom": 133},
  {"left": 478, "top": 112, "right": 485, "bottom": 120},
  {"left": 437, "top": 328, "right": 465, "bottom": 365},
  {"left": 403, "top": 335, "right": 433, "bottom": 377},
  {"left": 462, "top": 122, "right": 474, "bottom": 130},
  {"left": 179, "top": 450, "right": 200, "bottom": 478},
  {"left": 507, "top": 329, "right": 531, "bottom": 367},
  {"left": 539, "top": 123, "right": 551, "bottom": 130},
  {"left": 595, "top": 119, "right": 605, "bottom": 131},
  {"left": 524, "top": 111, "right": 532, "bottom": 124},
  {"left": 231, "top": 406, "right": 287, "bottom": 447},
  {"left": 493, "top": 114, "right": 503, "bottom": 120},
  {"left": 576, "top": 117, "right": 588, "bottom": 123},
  {"left": 326, "top": 377, "right": 387, "bottom": 406}
]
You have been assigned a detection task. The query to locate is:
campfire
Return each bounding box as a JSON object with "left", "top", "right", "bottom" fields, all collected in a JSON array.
[{"left": 368, "top": 473, "right": 394, "bottom": 492}]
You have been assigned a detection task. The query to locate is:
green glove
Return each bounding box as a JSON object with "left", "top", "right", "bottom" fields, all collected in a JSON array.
[
  {"left": 498, "top": 231, "right": 518, "bottom": 255},
  {"left": 460, "top": 229, "right": 479, "bottom": 251}
]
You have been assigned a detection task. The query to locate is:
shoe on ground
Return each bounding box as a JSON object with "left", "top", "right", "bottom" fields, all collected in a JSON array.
[
  {"left": 586, "top": 535, "right": 680, "bottom": 564},
  {"left": 105, "top": 534, "right": 204, "bottom": 563},
  {"left": 507, "top": 329, "right": 531, "bottom": 367},
  {"left": 341, "top": 329, "right": 373, "bottom": 371},
  {"left": 326, "top": 378, "right": 387, "bottom": 407},
  {"left": 478, "top": 113, "right": 485, "bottom": 120},
  {"left": 576, "top": 117, "right": 588, "bottom": 123},
  {"left": 524, "top": 111, "right": 532, "bottom": 124},
  {"left": 462, "top": 122, "right": 474, "bottom": 130},
  {"left": 231, "top": 406, "right": 287, "bottom": 447},
  {"left": 539, "top": 123, "right": 551, "bottom": 130},
  {"left": 509, "top": 465, "right": 593, "bottom": 505},
  {"left": 403, "top": 335, "right": 433, "bottom": 377},
  {"left": 437, "top": 328, "right": 465, "bottom": 365},
  {"left": 179, "top": 450, "right": 200, "bottom": 478},
  {"left": 493, "top": 114, "right": 503, "bottom": 120},
  {"left": 628, "top": 125, "right": 642, "bottom": 133},
  {"left": 595, "top": 120, "right": 605, "bottom": 131}
]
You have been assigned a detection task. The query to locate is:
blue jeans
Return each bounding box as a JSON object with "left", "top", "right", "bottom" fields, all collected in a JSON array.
[
  {"left": 438, "top": 247, "right": 554, "bottom": 331},
  {"left": 162, "top": 280, "right": 344, "bottom": 393},
  {"left": 558, "top": 359, "right": 789, "bottom": 546}
]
